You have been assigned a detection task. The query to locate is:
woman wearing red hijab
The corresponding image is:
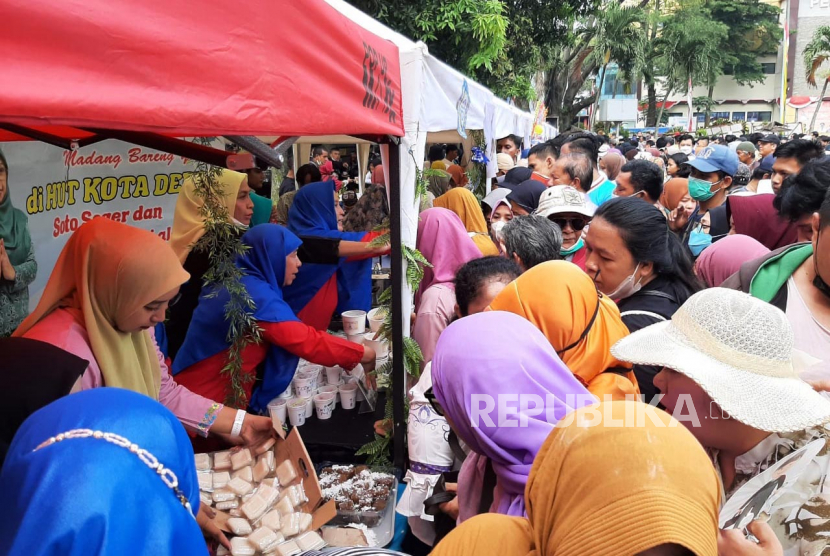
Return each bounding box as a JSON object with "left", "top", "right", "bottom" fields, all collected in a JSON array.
[{"left": 727, "top": 194, "right": 798, "bottom": 250}]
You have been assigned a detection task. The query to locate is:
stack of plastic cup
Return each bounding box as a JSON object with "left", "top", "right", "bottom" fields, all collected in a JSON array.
[
  {"left": 317, "top": 384, "right": 339, "bottom": 404},
  {"left": 293, "top": 375, "right": 315, "bottom": 399},
  {"left": 325, "top": 365, "right": 342, "bottom": 385},
  {"left": 287, "top": 399, "right": 306, "bottom": 427},
  {"left": 339, "top": 383, "right": 358, "bottom": 410},
  {"left": 267, "top": 398, "right": 287, "bottom": 428},
  {"left": 341, "top": 310, "right": 367, "bottom": 335}
]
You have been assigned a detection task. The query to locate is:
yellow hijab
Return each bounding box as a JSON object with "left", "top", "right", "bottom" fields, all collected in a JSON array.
[
  {"left": 432, "top": 401, "right": 721, "bottom": 556},
  {"left": 14, "top": 218, "right": 190, "bottom": 399},
  {"left": 433, "top": 188, "right": 499, "bottom": 256},
  {"left": 169, "top": 170, "right": 246, "bottom": 263},
  {"left": 489, "top": 260, "right": 638, "bottom": 399}
]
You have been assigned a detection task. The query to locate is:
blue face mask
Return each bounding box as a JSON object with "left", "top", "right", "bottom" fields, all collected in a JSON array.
[
  {"left": 688, "top": 176, "right": 722, "bottom": 202},
  {"left": 560, "top": 237, "right": 584, "bottom": 257},
  {"left": 689, "top": 229, "right": 712, "bottom": 256}
]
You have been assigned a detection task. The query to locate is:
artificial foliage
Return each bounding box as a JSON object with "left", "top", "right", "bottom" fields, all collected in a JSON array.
[
  {"left": 357, "top": 161, "right": 434, "bottom": 465},
  {"left": 189, "top": 138, "right": 262, "bottom": 408}
]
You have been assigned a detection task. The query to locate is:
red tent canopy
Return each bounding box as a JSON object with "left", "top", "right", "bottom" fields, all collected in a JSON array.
[{"left": 0, "top": 0, "right": 404, "bottom": 141}]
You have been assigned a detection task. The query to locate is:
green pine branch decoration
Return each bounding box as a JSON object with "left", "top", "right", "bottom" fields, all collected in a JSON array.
[{"left": 189, "top": 138, "right": 262, "bottom": 408}]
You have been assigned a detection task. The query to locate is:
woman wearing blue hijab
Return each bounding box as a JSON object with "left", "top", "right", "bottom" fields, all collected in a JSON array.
[
  {"left": 284, "top": 181, "right": 388, "bottom": 331},
  {"left": 0, "top": 388, "right": 207, "bottom": 555},
  {"left": 173, "top": 225, "right": 374, "bottom": 414}
]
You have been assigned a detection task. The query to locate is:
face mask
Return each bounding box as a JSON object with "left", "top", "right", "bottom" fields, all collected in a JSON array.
[
  {"left": 688, "top": 229, "right": 712, "bottom": 257},
  {"left": 680, "top": 146, "right": 693, "bottom": 155},
  {"left": 491, "top": 220, "right": 507, "bottom": 234},
  {"left": 688, "top": 177, "right": 721, "bottom": 202},
  {"left": 813, "top": 230, "right": 830, "bottom": 299},
  {"left": 560, "top": 237, "right": 585, "bottom": 257},
  {"left": 606, "top": 262, "right": 643, "bottom": 301}
]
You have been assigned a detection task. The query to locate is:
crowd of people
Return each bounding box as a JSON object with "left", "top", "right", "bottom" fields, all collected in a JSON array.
[{"left": 2, "top": 126, "right": 830, "bottom": 555}]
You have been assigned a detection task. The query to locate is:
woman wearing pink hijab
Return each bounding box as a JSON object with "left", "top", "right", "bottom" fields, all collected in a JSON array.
[
  {"left": 695, "top": 234, "right": 770, "bottom": 287},
  {"left": 413, "top": 208, "right": 482, "bottom": 370}
]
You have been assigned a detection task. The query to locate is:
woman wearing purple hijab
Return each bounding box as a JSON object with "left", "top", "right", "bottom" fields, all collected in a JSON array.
[
  {"left": 413, "top": 208, "right": 482, "bottom": 371},
  {"left": 431, "top": 311, "right": 595, "bottom": 518}
]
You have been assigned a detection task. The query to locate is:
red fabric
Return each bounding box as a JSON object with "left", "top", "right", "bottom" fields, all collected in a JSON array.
[
  {"left": 570, "top": 246, "right": 588, "bottom": 271},
  {"left": 727, "top": 194, "right": 798, "bottom": 250},
  {"left": 530, "top": 173, "right": 550, "bottom": 185},
  {"left": 0, "top": 0, "right": 403, "bottom": 138},
  {"left": 297, "top": 275, "right": 340, "bottom": 331},
  {"left": 175, "top": 320, "right": 364, "bottom": 405},
  {"left": 345, "top": 231, "right": 389, "bottom": 262}
]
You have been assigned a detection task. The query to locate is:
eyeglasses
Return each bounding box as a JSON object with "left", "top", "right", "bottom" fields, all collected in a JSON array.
[
  {"left": 550, "top": 217, "right": 588, "bottom": 231},
  {"left": 424, "top": 387, "right": 445, "bottom": 417}
]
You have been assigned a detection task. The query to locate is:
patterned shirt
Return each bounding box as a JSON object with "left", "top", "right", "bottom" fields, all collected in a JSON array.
[
  {"left": 0, "top": 243, "right": 37, "bottom": 337},
  {"left": 715, "top": 426, "right": 830, "bottom": 555}
]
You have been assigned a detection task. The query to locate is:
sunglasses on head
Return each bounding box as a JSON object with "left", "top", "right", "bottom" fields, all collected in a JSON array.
[
  {"left": 550, "top": 217, "right": 588, "bottom": 231},
  {"left": 424, "top": 387, "right": 445, "bottom": 417}
]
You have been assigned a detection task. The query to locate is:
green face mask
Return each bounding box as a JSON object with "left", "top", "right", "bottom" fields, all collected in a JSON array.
[{"left": 688, "top": 176, "right": 722, "bottom": 202}]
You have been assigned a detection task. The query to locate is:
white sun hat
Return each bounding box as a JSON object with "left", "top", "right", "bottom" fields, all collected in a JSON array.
[
  {"left": 535, "top": 185, "right": 596, "bottom": 220},
  {"left": 611, "top": 288, "right": 830, "bottom": 433}
]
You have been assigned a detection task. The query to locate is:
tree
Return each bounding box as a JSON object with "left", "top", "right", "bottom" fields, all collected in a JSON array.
[
  {"left": 587, "top": 3, "right": 647, "bottom": 128},
  {"left": 348, "top": 0, "right": 598, "bottom": 101},
  {"left": 804, "top": 26, "right": 830, "bottom": 133}
]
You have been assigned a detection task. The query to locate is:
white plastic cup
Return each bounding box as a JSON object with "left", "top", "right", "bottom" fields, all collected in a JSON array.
[
  {"left": 267, "top": 398, "right": 287, "bottom": 429},
  {"left": 363, "top": 332, "right": 389, "bottom": 359},
  {"left": 346, "top": 333, "right": 365, "bottom": 345},
  {"left": 367, "top": 308, "right": 386, "bottom": 333},
  {"left": 313, "top": 393, "right": 336, "bottom": 420},
  {"left": 325, "top": 366, "right": 342, "bottom": 385},
  {"left": 341, "top": 310, "right": 367, "bottom": 335},
  {"left": 339, "top": 383, "right": 358, "bottom": 410},
  {"left": 302, "top": 365, "right": 323, "bottom": 389},
  {"left": 279, "top": 383, "right": 294, "bottom": 399},
  {"left": 303, "top": 396, "right": 313, "bottom": 418},
  {"left": 317, "top": 385, "right": 339, "bottom": 404},
  {"left": 287, "top": 399, "right": 306, "bottom": 427},
  {"left": 293, "top": 375, "right": 315, "bottom": 399}
]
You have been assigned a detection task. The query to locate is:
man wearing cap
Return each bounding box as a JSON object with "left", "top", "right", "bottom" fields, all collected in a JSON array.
[
  {"left": 736, "top": 141, "right": 759, "bottom": 172},
  {"left": 612, "top": 288, "right": 830, "bottom": 556},
  {"left": 496, "top": 153, "right": 515, "bottom": 177},
  {"left": 535, "top": 185, "right": 596, "bottom": 270},
  {"left": 674, "top": 144, "right": 738, "bottom": 247},
  {"left": 758, "top": 133, "right": 780, "bottom": 160}
]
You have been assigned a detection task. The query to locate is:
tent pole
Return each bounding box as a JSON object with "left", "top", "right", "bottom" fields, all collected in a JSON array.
[{"left": 388, "top": 141, "right": 406, "bottom": 471}]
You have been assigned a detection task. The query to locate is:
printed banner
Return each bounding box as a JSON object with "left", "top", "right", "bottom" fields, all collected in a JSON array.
[{"left": 4, "top": 139, "right": 199, "bottom": 309}]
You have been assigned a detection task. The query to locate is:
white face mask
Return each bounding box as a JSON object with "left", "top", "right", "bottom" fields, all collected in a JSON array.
[
  {"left": 606, "top": 262, "right": 643, "bottom": 301},
  {"left": 680, "top": 146, "right": 693, "bottom": 155},
  {"left": 491, "top": 220, "right": 507, "bottom": 234}
]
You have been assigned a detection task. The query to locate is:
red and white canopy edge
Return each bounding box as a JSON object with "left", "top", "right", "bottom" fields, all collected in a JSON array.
[{"left": 0, "top": 0, "right": 404, "bottom": 150}]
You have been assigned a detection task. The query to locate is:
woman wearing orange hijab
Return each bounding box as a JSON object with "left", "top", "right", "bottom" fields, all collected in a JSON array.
[
  {"left": 14, "top": 217, "right": 273, "bottom": 446},
  {"left": 434, "top": 188, "right": 500, "bottom": 256},
  {"left": 432, "top": 401, "right": 721, "bottom": 556},
  {"left": 446, "top": 164, "right": 469, "bottom": 188},
  {"left": 489, "top": 260, "right": 638, "bottom": 398}
]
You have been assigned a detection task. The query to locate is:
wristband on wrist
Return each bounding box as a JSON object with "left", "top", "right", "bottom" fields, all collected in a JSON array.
[{"left": 230, "top": 409, "right": 246, "bottom": 438}]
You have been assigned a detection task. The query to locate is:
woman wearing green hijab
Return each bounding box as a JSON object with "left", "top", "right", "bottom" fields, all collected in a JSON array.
[{"left": 0, "top": 149, "right": 37, "bottom": 337}]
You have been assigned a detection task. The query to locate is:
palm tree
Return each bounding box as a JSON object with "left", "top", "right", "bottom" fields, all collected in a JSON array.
[
  {"left": 804, "top": 26, "right": 830, "bottom": 133},
  {"left": 588, "top": 4, "right": 646, "bottom": 128}
]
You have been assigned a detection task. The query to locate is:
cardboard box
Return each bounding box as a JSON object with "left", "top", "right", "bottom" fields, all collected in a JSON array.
[{"left": 212, "top": 426, "right": 336, "bottom": 533}]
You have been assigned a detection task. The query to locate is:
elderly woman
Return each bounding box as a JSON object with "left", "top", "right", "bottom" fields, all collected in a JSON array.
[
  {"left": 613, "top": 288, "right": 830, "bottom": 555},
  {"left": 535, "top": 185, "right": 595, "bottom": 270},
  {"left": 0, "top": 150, "right": 37, "bottom": 337}
]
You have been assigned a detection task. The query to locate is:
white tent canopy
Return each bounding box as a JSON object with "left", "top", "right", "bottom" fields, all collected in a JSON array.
[{"left": 321, "top": 0, "right": 552, "bottom": 335}]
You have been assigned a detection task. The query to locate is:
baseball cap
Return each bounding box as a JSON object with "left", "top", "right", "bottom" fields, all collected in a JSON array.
[
  {"left": 758, "top": 134, "right": 781, "bottom": 145},
  {"left": 735, "top": 141, "right": 756, "bottom": 154},
  {"left": 535, "top": 185, "right": 596, "bottom": 219},
  {"left": 685, "top": 144, "right": 739, "bottom": 177},
  {"left": 758, "top": 154, "right": 775, "bottom": 173},
  {"left": 598, "top": 144, "right": 610, "bottom": 159}
]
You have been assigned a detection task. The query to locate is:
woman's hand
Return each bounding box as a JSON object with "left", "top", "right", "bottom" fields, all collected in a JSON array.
[
  {"left": 0, "top": 240, "right": 15, "bottom": 281},
  {"left": 668, "top": 206, "right": 691, "bottom": 233},
  {"left": 238, "top": 414, "right": 276, "bottom": 450},
  {"left": 361, "top": 345, "right": 377, "bottom": 375},
  {"left": 439, "top": 482, "right": 459, "bottom": 520},
  {"left": 196, "top": 505, "right": 231, "bottom": 551},
  {"left": 718, "top": 521, "right": 783, "bottom": 556}
]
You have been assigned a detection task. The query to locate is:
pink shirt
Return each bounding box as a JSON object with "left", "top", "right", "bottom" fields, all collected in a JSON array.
[
  {"left": 23, "top": 308, "right": 223, "bottom": 434},
  {"left": 412, "top": 284, "right": 457, "bottom": 372}
]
